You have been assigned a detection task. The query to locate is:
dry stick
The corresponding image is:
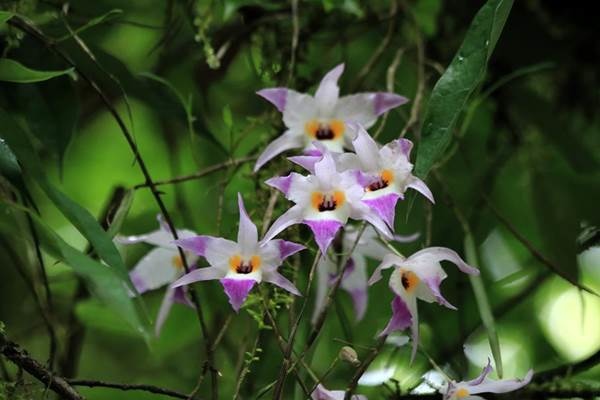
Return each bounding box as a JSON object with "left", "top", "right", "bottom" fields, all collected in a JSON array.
[
  {"left": 373, "top": 47, "right": 405, "bottom": 140},
  {"left": 287, "top": 0, "right": 300, "bottom": 85},
  {"left": 399, "top": 27, "right": 425, "bottom": 139},
  {"left": 133, "top": 156, "right": 257, "bottom": 189},
  {"left": 351, "top": 0, "right": 398, "bottom": 92},
  {"left": 7, "top": 16, "right": 218, "bottom": 399},
  {"left": 23, "top": 211, "right": 57, "bottom": 369},
  {"left": 344, "top": 335, "right": 388, "bottom": 400},
  {"left": 0, "top": 333, "right": 84, "bottom": 400},
  {"left": 68, "top": 380, "right": 188, "bottom": 399}
]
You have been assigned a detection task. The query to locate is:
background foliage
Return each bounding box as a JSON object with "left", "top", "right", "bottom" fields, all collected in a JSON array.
[{"left": 0, "top": 0, "right": 599, "bottom": 399}]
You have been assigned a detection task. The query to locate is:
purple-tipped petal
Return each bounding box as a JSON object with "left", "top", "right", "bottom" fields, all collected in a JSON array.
[
  {"left": 304, "top": 219, "right": 344, "bottom": 255},
  {"left": 257, "top": 88, "right": 287, "bottom": 112},
  {"left": 265, "top": 174, "right": 294, "bottom": 196},
  {"left": 470, "top": 370, "right": 533, "bottom": 395},
  {"left": 263, "top": 271, "right": 301, "bottom": 296},
  {"left": 380, "top": 296, "right": 412, "bottom": 336},
  {"left": 130, "top": 271, "right": 148, "bottom": 294},
  {"left": 423, "top": 276, "right": 456, "bottom": 310},
  {"left": 254, "top": 131, "right": 304, "bottom": 172},
  {"left": 466, "top": 359, "right": 494, "bottom": 386},
  {"left": 363, "top": 193, "right": 401, "bottom": 228},
  {"left": 288, "top": 154, "right": 320, "bottom": 173},
  {"left": 171, "top": 266, "right": 225, "bottom": 288},
  {"left": 374, "top": 92, "right": 409, "bottom": 116},
  {"left": 275, "top": 239, "right": 305, "bottom": 259},
  {"left": 407, "top": 177, "right": 435, "bottom": 204},
  {"left": 397, "top": 138, "right": 413, "bottom": 158},
  {"left": 173, "top": 236, "right": 210, "bottom": 256},
  {"left": 220, "top": 278, "right": 256, "bottom": 312},
  {"left": 172, "top": 286, "right": 194, "bottom": 307},
  {"left": 237, "top": 193, "right": 258, "bottom": 253}
]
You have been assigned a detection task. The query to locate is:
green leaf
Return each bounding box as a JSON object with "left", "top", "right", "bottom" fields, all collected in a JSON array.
[
  {"left": 0, "top": 200, "right": 150, "bottom": 339},
  {"left": 465, "top": 233, "right": 503, "bottom": 378},
  {"left": 57, "top": 9, "right": 123, "bottom": 42},
  {"left": 106, "top": 188, "right": 135, "bottom": 238},
  {"left": 0, "top": 58, "right": 74, "bottom": 83},
  {"left": 415, "top": 0, "right": 514, "bottom": 178},
  {"left": 0, "top": 108, "right": 131, "bottom": 285},
  {"left": 14, "top": 77, "right": 79, "bottom": 174}
]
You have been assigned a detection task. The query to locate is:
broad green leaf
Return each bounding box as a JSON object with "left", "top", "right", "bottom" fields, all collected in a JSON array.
[
  {"left": 14, "top": 77, "right": 79, "bottom": 174},
  {"left": 0, "top": 138, "right": 23, "bottom": 188},
  {"left": 106, "top": 188, "right": 135, "bottom": 238},
  {"left": 0, "top": 58, "right": 74, "bottom": 83},
  {"left": 415, "top": 0, "right": 514, "bottom": 178},
  {"left": 0, "top": 200, "right": 150, "bottom": 339},
  {"left": 0, "top": 108, "right": 130, "bottom": 285},
  {"left": 465, "top": 234, "right": 503, "bottom": 378}
]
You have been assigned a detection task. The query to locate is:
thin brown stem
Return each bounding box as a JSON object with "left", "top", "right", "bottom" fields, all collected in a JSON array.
[
  {"left": 344, "top": 335, "right": 387, "bottom": 399},
  {"left": 68, "top": 379, "right": 187, "bottom": 399}
]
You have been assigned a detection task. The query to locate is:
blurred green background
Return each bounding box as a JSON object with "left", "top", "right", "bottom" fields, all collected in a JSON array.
[{"left": 1, "top": 0, "right": 599, "bottom": 399}]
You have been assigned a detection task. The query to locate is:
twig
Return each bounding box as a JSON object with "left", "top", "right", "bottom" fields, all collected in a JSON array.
[
  {"left": 483, "top": 195, "right": 598, "bottom": 296},
  {"left": 399, "top": 26, "right": 425, "bottom": 138},
  {"left": 287, "top": 0, "right": 300, "bottom": 85},
  {"left": 68, "top": 379, "right": 188, "bottom": 399},
  {"left": 133, "top": 156, "right": 257, "bottom": 189},
  {"left": 352, "top": 0, "right": 398, "bottom": 91},
  {"left": 344, "top": 335, "right": 388, "bottom": 400},
  {"left": 534, "top": 347, "right": 600, "bottom": 382},
  {"left": 373, "top": 47, "right": 405, "bottom": 140},
  {"left": 8, "top": 15, "right": 218, "bottom": 398},
  {"left": 0, "top": 332, "right": 84, "bottom": 400}
]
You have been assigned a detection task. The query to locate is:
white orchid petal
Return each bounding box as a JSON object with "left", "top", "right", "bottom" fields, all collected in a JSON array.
[
  {"left": 254, "top": 130, "right": 304, "bottom": 172},
  {"left": 171, "top": 266, "right": 226, "bottom": 288},
  {"left": 237, "top": 193, "right": 259, "bottom": 254}
]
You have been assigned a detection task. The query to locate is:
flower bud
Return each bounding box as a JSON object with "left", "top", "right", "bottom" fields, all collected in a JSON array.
[{"left": 339, "top": 346, "right": 360, "bottom": 366}]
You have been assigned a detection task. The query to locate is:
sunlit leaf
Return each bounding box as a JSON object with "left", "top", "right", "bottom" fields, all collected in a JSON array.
[
  {"left": 0, "top": 58, "right": 74, "bottom": 83},
  {"left": 0, "top": 108, "right": 130, "bottom": 285},
  {"left": 0, "top": 11, "right": 13, "bottom": 26},
  {"left": 415, "top": 0, "right": 514, "bottom": 178}
]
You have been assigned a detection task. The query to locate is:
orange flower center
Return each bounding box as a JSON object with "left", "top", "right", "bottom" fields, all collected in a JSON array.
[
  {"left": 229, "top": 254, "right": 261, "bottom": 274},
  {"left": 305, "top": 119, "right": 345, "bottom": 140},
  {"left": 455, "top": 387, "right": 470, "bottom": 398},
  {"left": 367, "top": 169, "right": 394, "bottom": 192},
  {"left": 311, "top": 191, "right": 346, "bottom": 212},
  {"left": 171, "top": 255, "right": 184, "bottom": 270},
  {"left": 400, "top": 270, "right": 419, "bottom": 293}
]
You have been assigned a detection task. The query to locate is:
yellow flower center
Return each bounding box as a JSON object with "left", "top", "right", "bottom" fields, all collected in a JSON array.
[
  {"left": 171, "top": 255, "right": 184, "bottom": 270},
  {"left": 311, "top": 191, "right": 346, "bottom": 212},
  {"left": 229, "top": 254, "right": 261, "bottom": 274},
  {"left": 305, "top": 119, "right": 345, "bottom": 140},
  {"left": 367, "top": 169, "right": 394, "bottom": 192},
  {"left": 455, "top": 387, "right": 470, "bottom": 398},
  {"left": 400, "top": 270, "right": 419, "bottom": 293}
]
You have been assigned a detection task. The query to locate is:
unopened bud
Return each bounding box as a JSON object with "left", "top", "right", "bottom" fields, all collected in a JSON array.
[{"left": 339, "top": 346, "right": 360, "bottom": 366}]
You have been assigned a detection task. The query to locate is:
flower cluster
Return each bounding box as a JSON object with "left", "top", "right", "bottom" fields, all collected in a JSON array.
[{"left": 119, "top": 64, "right": 532, "bottom": 398}]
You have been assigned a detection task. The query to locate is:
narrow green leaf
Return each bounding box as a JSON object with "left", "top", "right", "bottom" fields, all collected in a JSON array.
[
  {"left": 0, "top": 108, "right": 130, "bottom": 285},
  {"left": 106, "top": 189, "right": 135, "bottom": 238},
  {"left": 57, "top": 9, "right": 123, "bottom": 42},
  {"left": 465, "top": 233, "right": 503, "bottom": 378},
  {"left": 0, "top": 58, "right": 74, "bottom": 83},
  {"left": 0, "top": 200, "right": 150, "bottom": 339},
  {"left": 415, "top": 0, "right": 514, "bottom": 178}
]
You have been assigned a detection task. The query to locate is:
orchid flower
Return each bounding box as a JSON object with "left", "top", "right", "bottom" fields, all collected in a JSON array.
[
  {"left": 254, "top": 63, "right": 408, "bottom": 171},
  {"left": 313, "top": 225, "right": 419, "bottom": 322},
  {"left": 368, "top": 248, "right": 479, "bottom": 361},
  {"left": 170, "top": 194, "right": 304, "bottom": 312},
  {"left": 442, "top": 360, "right": 533, "bottom": 399},
  {"left": 263, "top": 151, "right": 393, "bottom": 256},
  {"left": 311, "top": 384, "right": 367, "bottom": 400},
  {"left": 340, "top": 125, "right": 434, "bottom": 228},
  {"left": 116, "top": 216, "right": 198, "bottom": 335}
]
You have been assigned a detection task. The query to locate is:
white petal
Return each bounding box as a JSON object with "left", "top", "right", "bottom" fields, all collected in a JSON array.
[
  {"left": 368, "top": 253, "right": 404, "bottom": 285},
  {"left": 171, "top": 266, "right": 226, "bottom": 288},
  {"left": 261, "top": 205, "right": 304, "bottom": 244},
  {"left": 254, "top": 130, "right": 304, "bottom": 172},
  {"left": 406, "top": 247, "right": 479, "bottom": 275},
  {"left": 237, "top": 193, "right": 259, "bottom": 254},
  {"left": 351, "top": 125, "right": 381, "bottom": 172},
  {"left": 283, "top": 91, "right": 318, "bottom": 128},
  {"left": 312, "top": 255, "right": 333, "bottom": 324},
  {"left": 407, "top": 176, "right": 435, "bottom": 204},
  {"left": 314, "top": 64, "right": 344, "bottom": 116},
  {"left": 129, "top": 247, "right": 182, "bottom": 293},
  {"left": 155, "top": 287, "right": 175, "bottom": 336},
  {"left": 469, "top": 370, "right": 533, "bottom": 395}
]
